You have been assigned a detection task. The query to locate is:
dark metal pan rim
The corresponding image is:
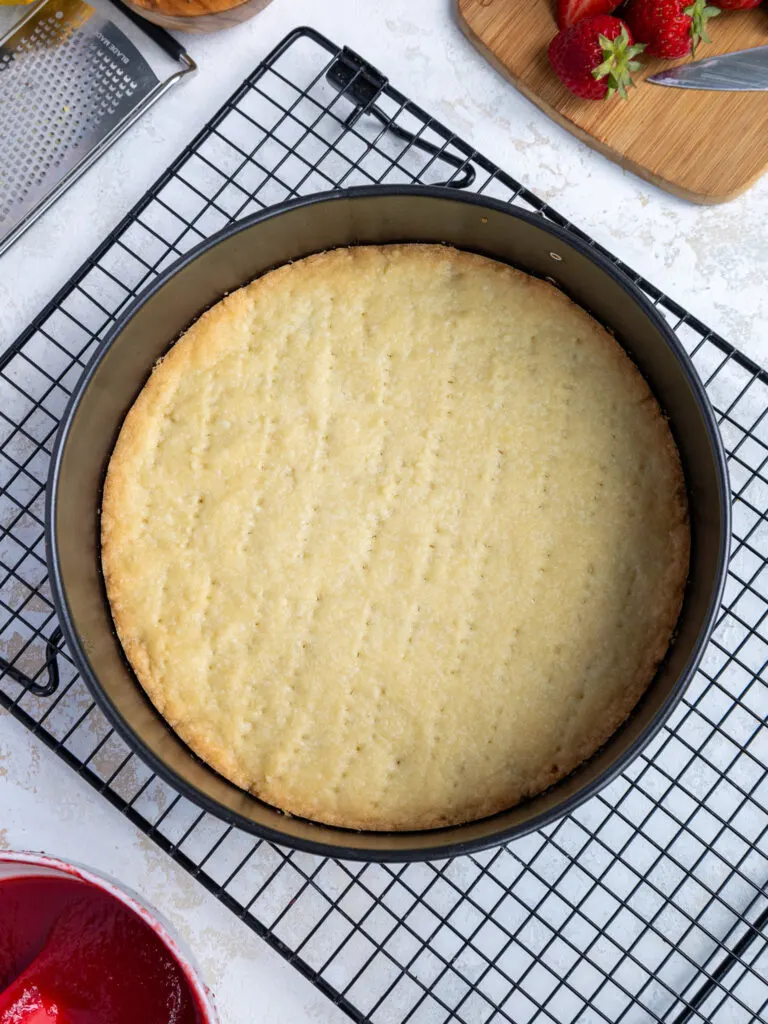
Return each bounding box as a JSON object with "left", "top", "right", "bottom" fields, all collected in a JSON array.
[{"left": 46, "top": 185, "right": 731, "bottom": 862}]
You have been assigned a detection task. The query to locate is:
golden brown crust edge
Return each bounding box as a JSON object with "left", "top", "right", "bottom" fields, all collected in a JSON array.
[{"left": 101, "top": 244, "right": 690, "bottom": 832}]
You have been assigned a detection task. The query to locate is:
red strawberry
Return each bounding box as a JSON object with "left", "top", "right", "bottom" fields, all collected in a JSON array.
[
  {"left": 625, "top": 0, "right": 720, "bottom": 59},
  {"left": 557, "top": 0, "right": 622, "bottom": 29},
  {"left": 548, "top": 16, "right": 645, "bottom": 100},
  {"left": 712, "top": 0, "right": 762, "bottom": 7}
]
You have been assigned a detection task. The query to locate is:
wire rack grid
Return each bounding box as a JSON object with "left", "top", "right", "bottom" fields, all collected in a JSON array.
[{"left": 1, "top": 26, "right": 768, "bottom": 1024}]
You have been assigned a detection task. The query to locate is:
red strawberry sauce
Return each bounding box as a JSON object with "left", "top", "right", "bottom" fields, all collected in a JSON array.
[{"left": 0, "top": 875, "right": 204, "bottom": 1024}]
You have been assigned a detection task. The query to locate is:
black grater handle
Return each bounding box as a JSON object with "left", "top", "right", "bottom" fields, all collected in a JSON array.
[{"left": 106, "top": 0, "right": 195, "bottom": 67}]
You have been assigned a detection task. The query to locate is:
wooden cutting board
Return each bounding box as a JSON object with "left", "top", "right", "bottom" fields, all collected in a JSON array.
[{"left": 457, "top": 0, "right": 768, "bottom": 203}]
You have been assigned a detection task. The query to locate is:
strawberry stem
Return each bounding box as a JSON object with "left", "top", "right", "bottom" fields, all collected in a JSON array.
[
  {"left": 592, "top": 25, "right": 646, "bottom": 100},
  {"left": 684, "top": 0, "right": 720, "bottom": 58}
]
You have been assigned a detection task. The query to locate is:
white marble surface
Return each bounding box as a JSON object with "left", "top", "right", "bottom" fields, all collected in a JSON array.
[{"left": 1, "top": 1, "right": 767, "bottom": 1021}]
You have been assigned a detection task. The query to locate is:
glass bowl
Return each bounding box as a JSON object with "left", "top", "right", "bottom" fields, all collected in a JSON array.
[{"left": 0, "top": 850, "right": 218, "bottom": 1023}]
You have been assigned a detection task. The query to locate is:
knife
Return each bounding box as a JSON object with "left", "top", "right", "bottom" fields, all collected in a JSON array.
[{"left": 647, "top": 45, "right": 768, "bottom": 90}]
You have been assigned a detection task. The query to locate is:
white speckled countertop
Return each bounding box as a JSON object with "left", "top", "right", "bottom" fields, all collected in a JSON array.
[{"left": 1, "top": 1, "right": 767, "bottom": 1020}]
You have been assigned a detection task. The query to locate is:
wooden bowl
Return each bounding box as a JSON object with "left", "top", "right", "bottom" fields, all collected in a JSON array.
[{"left": 121, "top": 0, "right": 272, "bottom": 34}]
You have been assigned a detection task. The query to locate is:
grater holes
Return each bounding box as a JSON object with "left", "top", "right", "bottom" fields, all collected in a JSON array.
[{"left": 0, "top": 14, "right": 150, "bottom": 230}]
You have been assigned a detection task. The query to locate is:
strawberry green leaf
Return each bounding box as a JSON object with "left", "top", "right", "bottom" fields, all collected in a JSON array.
[
  {"left": 592, "top": 24, "right": 646, "bottom": 100},
  {"left": 684, "top": 0, "right": 721, "bottom": 57}
]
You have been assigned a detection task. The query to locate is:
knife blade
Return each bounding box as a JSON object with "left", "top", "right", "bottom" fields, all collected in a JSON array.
[{"left": 647, "top": 45, "right": 768, "bottom": 91}]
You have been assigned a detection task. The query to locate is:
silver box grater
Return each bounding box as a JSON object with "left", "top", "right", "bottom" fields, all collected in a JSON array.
[{"left": 0, "top": 0, "right": 195, "bottom": 256}]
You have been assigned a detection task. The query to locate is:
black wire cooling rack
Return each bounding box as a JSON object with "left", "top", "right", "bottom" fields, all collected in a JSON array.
[{"left": 2, "top": 26, "right": 768, "bottom": 1024}]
